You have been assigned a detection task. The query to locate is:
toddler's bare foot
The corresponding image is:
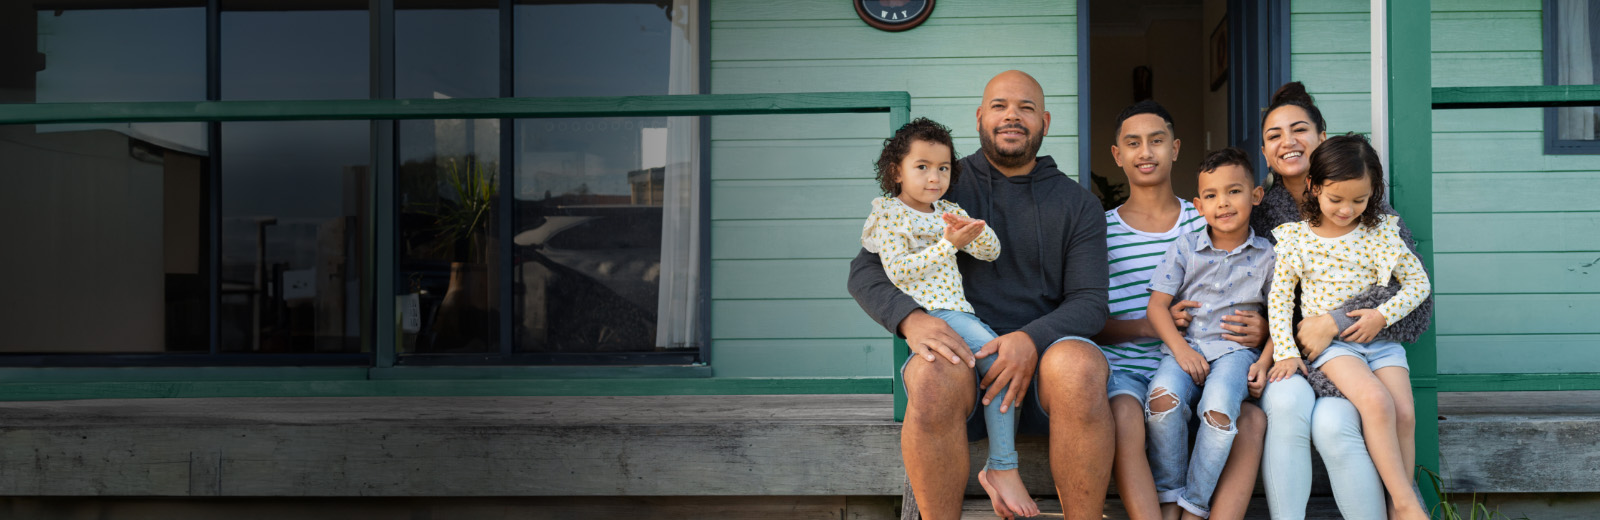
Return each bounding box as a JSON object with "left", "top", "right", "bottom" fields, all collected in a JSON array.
[
  {"left": 977, "top": 469, "right": 1013, "bottom": 518},
  {"left": 978, "top": 468, "right": 1037, "bottom": 518}
]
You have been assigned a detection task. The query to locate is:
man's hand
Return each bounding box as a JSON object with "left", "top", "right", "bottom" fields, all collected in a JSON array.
[
  {"left": 1296, "top": 313, "right": 1338, "bottom": 361},
  {"left": 1247, "top": 358, "right": 1272, "bottom": 398},
  {"left": 1172, "top": 346, "right": 1210, "bottom": 385},
  {"left": 974, "top": 331, "right": 1037, "bottom": 414},
  {"left": 900, "top": 310, "right": 974, "bottom": 367},
  {"left": 1170, "top": 300, "right": 1201, "bottom": 329},
  {"left": 1220, "top": 310, "right": 1266, "bottom": 347},
  {"left": 1341, "top": 309, "right": 1386, "bottom": 344},
  {"left": 1269, "top": 356, "right": 1307, "bottom": 382},
  {"left": 942, "top": 214, "right": 986, "bottom": 250}
]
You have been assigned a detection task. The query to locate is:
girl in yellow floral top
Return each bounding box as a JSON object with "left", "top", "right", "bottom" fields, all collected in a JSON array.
[
  {"left": 859, "top": 118, "right": 1031, "bottom": 517},
  {"left": 1264, "top": 134, "right": 1432, "bottom": 520}
]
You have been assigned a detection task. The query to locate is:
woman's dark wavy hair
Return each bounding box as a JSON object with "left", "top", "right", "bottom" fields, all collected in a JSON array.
[
  {"left": 875, "top": 117, "right": 961, "bottom": 196},
  {"left": 1302, "top": 133, "right": 1385, "bottom": 229}
]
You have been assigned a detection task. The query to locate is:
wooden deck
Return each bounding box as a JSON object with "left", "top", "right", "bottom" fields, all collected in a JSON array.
[{"left": 0, "top": 391, "right": 1591, "bottom": 517}]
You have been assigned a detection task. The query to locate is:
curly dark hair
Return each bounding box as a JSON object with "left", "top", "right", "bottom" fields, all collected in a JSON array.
[
  {"left": 1197, "top": 146, "right": 1255, "bottom": 185},
  {"left": 1302, "top": 133, "right": 1385, "bottom": 229},
  {"left": 875, "top": 117, "right": 961, "bottom": 196}
]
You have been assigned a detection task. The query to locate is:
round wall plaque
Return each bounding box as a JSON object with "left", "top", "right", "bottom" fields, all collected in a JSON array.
[{"left": 855, "top": 0, "right": 934, "bottom": 32}]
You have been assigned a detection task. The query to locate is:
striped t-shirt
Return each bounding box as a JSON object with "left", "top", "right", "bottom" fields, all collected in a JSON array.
[{"left": 1102, "top": 198, "right": 1206, "bottom": 375}]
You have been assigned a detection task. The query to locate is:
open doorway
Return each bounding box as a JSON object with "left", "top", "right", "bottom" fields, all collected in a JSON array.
[{"left": 1084, "top": 0, "right": 1286, "bottom": 209}]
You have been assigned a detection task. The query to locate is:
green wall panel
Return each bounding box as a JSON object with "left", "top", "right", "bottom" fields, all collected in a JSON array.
[
  {"left": 1430, "top": 13, "right": 1541, "bottom": 52},
  {"left": 711, "top": 300, "right": 887, "bottom": 340},
  {"left": 1434, "top": 252, "right": 1600, "bottom": 295},
  {"left": 712, "top": 260, "right": 853, "bottom": 300},
  {"left": 711, "top": 179, "right": 879, "bottom": 221},
  {"left": 711, "top": 140, "right": 882, "bottom": 180},
  {"left": 1431, "top": 0, "right": 1541, "bottom": 12},
  {"left": 1293, "top": 0, "right": 1368, "bottom": 14},
  {"left": 1434, "top": 213, "right": 1600, "bottom": 253},
  {"left": 1291, "top": 13, "right": 1370, "bottom": 54},
  {"left": 712, "top": 19, "right": 1075, "bottom": 62},
  {"left": 1292, "top": 54, "right": 1372, "bottom": 95},
  {"left": 711, "top": 220, "right": 862, "bottom": 260},
  {"left": 1432, "top": 107, "right": 1540, "bottom": 132},
  {"left": 1432, "top": 52, "right": 1541, "bottom": 88},
  {"left": 1438, "top": 334, "right": 1600, "bottom": 374},
  {"left": 712, "top": 339, "right": 894, "bottom": 378},
  {"left": 1435, "top": 172, "right": 1600, "bottom": 213},
  {"left": 710, "top": 99, "right": 1078, "bottom": 140},
  {"left": 712, "top": 57, "right": 1077, "bottom": 100},
  {"left": 1433, "top": 132, "right": 1600, "bottom": 172},
  {"left": 1436, "top": 294, "right": 1600, "bottom": 335}
]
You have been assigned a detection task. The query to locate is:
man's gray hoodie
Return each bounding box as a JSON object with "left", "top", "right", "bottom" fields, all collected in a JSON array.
[{"left": 848, "top": 153, "right": 1108, "bottom": 353}]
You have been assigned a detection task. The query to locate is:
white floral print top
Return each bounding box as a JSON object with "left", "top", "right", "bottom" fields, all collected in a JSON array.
[
  {"left": 861, "top": 196, "right": 1001, "bottom": 314},
  {"left": 1267, "top": 214, "right": 1431, "bottom": 361}
]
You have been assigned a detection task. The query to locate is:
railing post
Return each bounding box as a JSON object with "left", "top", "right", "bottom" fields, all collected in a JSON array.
[{"left": 1387, "top": 0, "right": 1438, "bottom": 507}]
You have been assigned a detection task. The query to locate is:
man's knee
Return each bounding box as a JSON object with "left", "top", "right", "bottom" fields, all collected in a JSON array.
[
  {"left": 1039, "top": 339, "right": 1109, "bottom": 384},
  {"left": 904, "top": 360, "right": 976, "bottom": 423}
]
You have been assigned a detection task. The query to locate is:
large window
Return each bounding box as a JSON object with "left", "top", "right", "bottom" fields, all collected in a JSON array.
[
  {"left": 0, "top": 0, "right": 703, "bottom": 365},
  {"left": 1546, "top": 0, "right": 1600, "bottom": 153}
]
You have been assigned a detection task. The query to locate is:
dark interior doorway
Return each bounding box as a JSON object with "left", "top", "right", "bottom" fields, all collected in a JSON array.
[{"left": 1082, "top": 0, "right": 1287, "bottom": 209}]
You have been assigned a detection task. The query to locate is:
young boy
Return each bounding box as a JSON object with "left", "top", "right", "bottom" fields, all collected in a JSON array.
[
  {"left": 1142, "top": 147, "right": 1277, "bottom": 520},
  {"left": 1093, "top": 100, "right": 1211, "bottom": 520}
]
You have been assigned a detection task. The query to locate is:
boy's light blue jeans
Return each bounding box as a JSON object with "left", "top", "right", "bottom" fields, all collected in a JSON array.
[
  {"left": 927, "top": 309, "right": 1017, "bottom": 471},
  {"left": 1145, "top": 348, "right": 1257, "bottom": 518}
]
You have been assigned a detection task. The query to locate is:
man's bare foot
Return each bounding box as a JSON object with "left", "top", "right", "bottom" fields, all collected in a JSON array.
[{"left": 978, "top": 468, "right": 1037, "bottom": 518}]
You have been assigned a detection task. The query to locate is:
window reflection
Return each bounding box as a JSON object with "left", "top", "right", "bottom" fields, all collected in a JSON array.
[
  {"left": 511, "top": 0, "right": 700, "bottom": 354},
  {"left": 218, "top": 5, "right": 370, "bottom": 353},
  {"left": 5, "top": 4, "right": 205, "bottom": 104},
  {"left": 0, "top": 124, "right": 209, "bottom": 353},
  {"left": 396, "top": 4, "right": 502, "bottom": 354}
]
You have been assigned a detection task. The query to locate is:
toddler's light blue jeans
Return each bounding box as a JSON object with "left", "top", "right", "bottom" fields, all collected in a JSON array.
[
  {"left": 1144, "top": 348, "right": 1257, "bottom": 519},
  {"left": 927, "top": 309, "right": 1017, "bottom": 471}
]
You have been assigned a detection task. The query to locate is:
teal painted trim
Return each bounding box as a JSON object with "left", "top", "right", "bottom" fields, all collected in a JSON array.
[
  {"left": 0, "top": 367, "right": 369, "bottom": 383},
  {"left": 1389, "top": 0, "right": 1437, "bottom": 508},
  {"left": 1433, "top": 85, "right": 1600, "bottom": 109},
  {"left": 0, "top": 377, "right": 889, "bottom": 402},
  {"left": 894, "top": 336, "right": 908, "bottom": 422},
  {"left": 1437, "top": 373, "right": 1600, "bottom": 392},
  {"left": 0, "top": 92, "right": 913, "bottom": 125},
  {"left": 368, "top": 365, "right": 713, "bottom": 380}
]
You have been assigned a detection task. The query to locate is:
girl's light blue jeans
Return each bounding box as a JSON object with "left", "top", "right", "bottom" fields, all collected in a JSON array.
[
  {"left": 1144, "top": 348, "right": 1256, "bottom": 518},
  {"left": 1260, "top": 374, "right": 1385, "bottom": 520},
  {"left": 926, "top": 309, "right": 1017, "bottom": 471}
]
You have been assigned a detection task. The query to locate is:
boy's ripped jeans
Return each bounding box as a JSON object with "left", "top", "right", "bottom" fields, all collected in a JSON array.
[
  {"left": 925, "top": 309, "right": 1018, "bottom": 472},
  {"left": 1145, "top": 348, "right": 1257, "bottom": 518}
]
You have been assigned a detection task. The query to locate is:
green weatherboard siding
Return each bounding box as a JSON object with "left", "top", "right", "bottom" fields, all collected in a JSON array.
[{"left": 707, "top": 0, "right": 1081, "bottom": 378}]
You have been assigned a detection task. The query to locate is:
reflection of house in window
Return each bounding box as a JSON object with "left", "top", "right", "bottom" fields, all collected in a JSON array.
[{"left": 628, "top": 167, "right": 665, "bottom": 206}]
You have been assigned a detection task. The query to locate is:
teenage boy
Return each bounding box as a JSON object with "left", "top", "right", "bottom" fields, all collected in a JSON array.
[
  {"left": 1143, "top": 148, "right": 1278, "bottom": 520},
  {"left": 1091, "top": 101, "right": 1267, "bottom": 520}
]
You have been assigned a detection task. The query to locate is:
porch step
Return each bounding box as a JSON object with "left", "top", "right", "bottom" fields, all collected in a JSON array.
[
  {"left": 0, "top": 392, "right": 1591, "bottom": 498},
  {"left": 958, "top": 497, "right": 1343, "bottom": 519}
]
